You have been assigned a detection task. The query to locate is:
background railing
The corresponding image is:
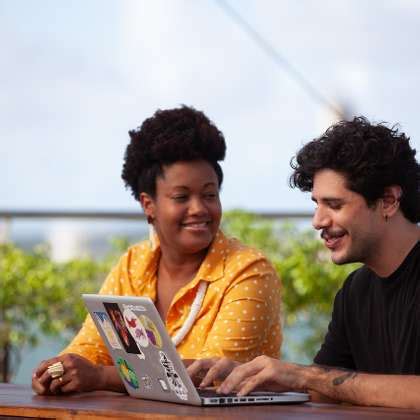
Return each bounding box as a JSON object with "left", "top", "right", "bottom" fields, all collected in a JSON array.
[{"left": 0, "top": 209, "right": 313, "bottom": 220}]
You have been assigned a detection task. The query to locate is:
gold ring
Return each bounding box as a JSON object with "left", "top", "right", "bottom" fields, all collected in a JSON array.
[{"left": 47, "top": 361, "right": 64, "bottom": 379}]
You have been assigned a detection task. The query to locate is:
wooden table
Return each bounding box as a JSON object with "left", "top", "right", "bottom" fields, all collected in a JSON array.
[{"left": 1, "top": 383, "right": 419, "bottom": 419}]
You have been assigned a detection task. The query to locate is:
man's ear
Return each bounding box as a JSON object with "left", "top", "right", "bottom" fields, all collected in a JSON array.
[
  {"left": 139, "top": 192, "right": 155, "bottom": 220},
  {"left": 381, "top": 185, "right": 402, "bottom": 218}
]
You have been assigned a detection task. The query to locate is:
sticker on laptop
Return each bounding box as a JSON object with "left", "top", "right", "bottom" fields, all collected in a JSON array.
[
  {"left": 103, "top": 302, "right": 141, "bottom": 355},
  {"left": 116, "top": 357, "right": 139, "bottom": 389},
  {"left": 93, "top": 312, "right": 122, "bottom": 349},
  {"left": 140, "top": 315, "right": 162, "bottom": 348},
  {"left": 123, "top": 308, "right": 149, "bottom": 348},
  {"left": 122, "top": 304, "right": 147, "bottom": 312},
  {"left": 141, "top": 375, "right": 153, "bottom": 390},
  {"left": 158, "top": 378, "right": 170, "bottom": 392},
  {"left": 159, "top": 351, "right": 188, "bottom": 400}
]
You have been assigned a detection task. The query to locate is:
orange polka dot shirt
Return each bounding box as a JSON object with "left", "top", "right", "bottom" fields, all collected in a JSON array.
[{"left": 62, "top": 230, "right": 282, "bottom": 364}]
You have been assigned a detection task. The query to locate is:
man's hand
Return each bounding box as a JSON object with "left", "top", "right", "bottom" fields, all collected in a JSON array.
[
  {"left": 187, "top": 357, "right": 241, "bottom": 387},
  {"left": 216, "top": 356, "right": 307, "bottom": 396},
  {"left": 32, "top": 353, "right": 107, "bottom": 395}
]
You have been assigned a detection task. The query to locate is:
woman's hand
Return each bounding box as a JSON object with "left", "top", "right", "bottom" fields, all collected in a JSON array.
[
  {"left": 187, "top": 357, "right": 242, "bottom": 387},
  {"left": 32, "top": 353, "right": 107, "bottom": 395}
]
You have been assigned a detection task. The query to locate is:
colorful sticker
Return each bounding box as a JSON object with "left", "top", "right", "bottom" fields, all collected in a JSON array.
[
  {"left": 159, "top": 351, "right": 188, "bottom": 400},
  {"left": 122, "top": 304, "right": 147, "bottom": 312},
  {"left": 141, "top": 375, "right": 153, "bottom": 390},
  {"left": 123, "top": 308, "right": 149, "bottom": 348},
  {"left": 116, "top": 357, "right": 139, "bottom": 389},
  {"left": 140, "top": 315, "right": 162, "bottom": 348},
  {"left": 103, "top": 302, "right": 140, "bottom": 354},
  {"left": 158, "top": 378, "right": 169, "bottom": 392},
  {"left": 94, "top": 312, "right": 122, "bottom": 349}
]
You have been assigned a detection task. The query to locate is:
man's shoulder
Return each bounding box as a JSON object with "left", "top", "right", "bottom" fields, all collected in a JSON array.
[{"left": 341, "top": 265, "right": 373, "bottom": 295}]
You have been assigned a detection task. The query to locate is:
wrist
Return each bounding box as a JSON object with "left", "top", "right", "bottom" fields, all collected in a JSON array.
[
  {"left": 95, "top": 364, "right": 107, "bottom": 391},
  {"left": 296, "top": 364, "right": 318, "bottom": 392}
]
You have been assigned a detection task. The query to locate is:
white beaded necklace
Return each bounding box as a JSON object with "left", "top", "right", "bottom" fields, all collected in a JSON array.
[
  {"left": 171, "top": 280, "right": 208, "bottom": 347},
  {"left": 149, "top": 226, "right": 209, "bottom": 347}
]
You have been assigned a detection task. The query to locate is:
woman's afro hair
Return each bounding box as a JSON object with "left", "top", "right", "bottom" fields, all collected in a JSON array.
[{"left": 122, "top": 105, "right": 226, "bottom": 200}]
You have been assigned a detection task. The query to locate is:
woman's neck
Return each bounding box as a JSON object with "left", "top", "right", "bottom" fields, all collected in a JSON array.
[{"left": 158, "top": 245, "right": 207, "bottom": 286}]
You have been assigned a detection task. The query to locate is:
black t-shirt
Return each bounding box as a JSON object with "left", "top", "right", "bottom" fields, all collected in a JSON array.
[{"left": 314, "top": 241, "right": 420, "bottom": 374}]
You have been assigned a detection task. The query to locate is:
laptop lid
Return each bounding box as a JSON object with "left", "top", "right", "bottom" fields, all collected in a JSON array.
[
  {"left": 83, "top": 294, "right": 309, "bottom": 406},
  {"left": 83, "top": 294, "right": 202, "bottom": 405}
]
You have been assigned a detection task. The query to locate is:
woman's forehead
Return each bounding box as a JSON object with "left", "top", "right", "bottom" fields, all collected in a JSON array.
[{"left": 158, "top": 160, "right": 218, "bottom": 186}]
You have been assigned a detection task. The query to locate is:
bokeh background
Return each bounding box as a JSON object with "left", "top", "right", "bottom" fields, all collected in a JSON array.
[
  {"left": 1, "top": 0, "right": 419, "bottom": 384},
  {"left": 2, "top": 0, "right": 420, "bottom": 212}
]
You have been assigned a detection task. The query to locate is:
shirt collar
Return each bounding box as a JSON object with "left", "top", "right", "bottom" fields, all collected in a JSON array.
[
  {"left": 144, "top": 229, "right": 227, "bottom": 286},
  {"left": 193, "top": 230, "right": 227, "bottom": 283}
]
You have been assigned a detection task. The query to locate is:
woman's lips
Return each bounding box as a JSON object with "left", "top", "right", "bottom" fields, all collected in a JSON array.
[{"left": 181, "top": 221, "right": 211, "bottom": 231}]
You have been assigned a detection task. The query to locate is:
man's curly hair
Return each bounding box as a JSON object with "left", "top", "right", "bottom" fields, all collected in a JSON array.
[
  {"left": 121, "top": 106, "right": 226, "bottom": 200},
  {"left": 290, "top": 116, "right": 420, "bottom": 223}
]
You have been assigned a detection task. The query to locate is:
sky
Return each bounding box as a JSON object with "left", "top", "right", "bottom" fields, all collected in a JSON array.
[{"left": 1, "top": 0, "right": 420, "bottom": 214}]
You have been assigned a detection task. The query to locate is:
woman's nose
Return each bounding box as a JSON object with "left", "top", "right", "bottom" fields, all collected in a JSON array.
[{"left": 189, "top": 197, "right": 207, "bottom": 215}]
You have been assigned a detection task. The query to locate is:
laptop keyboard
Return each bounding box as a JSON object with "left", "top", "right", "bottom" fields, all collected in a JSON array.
[{"left": 197, "top": 388, "right": 238, "bottom": 398}]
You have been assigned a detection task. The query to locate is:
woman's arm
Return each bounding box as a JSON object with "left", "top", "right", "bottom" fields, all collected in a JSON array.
[{"left": 32, "top": 354, "right": 126, "bottom": 395}]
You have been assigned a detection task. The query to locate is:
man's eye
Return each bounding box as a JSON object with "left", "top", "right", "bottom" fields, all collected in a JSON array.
[
  {"left": 172, "top": 195, "right": 187, "bottom": 202},
  {"left": 204, "top": 193, "right": 217, "bottom": 199}
]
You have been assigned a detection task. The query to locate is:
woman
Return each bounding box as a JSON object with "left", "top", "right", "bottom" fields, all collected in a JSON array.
[{"left": 32, "top": 106, "right": 282, "bottom": 395}]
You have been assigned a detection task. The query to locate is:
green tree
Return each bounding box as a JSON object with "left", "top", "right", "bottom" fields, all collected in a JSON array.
[
  {"left": 0, "top": 241, "right": 124, "bottom": 382},
  {"left": 1, "top": 211, "right": 357, "bottom": 381}
]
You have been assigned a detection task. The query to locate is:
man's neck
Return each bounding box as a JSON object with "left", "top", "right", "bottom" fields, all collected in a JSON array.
[{"left": 367, "top": 218, "right": 420, "bottom": 278}]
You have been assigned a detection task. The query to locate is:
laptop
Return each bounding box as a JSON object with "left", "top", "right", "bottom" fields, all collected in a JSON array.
[{"left": 83, "top": 294, "right": 309, "bottom": 406}]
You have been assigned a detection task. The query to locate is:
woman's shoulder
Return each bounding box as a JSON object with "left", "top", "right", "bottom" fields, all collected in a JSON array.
[
  {"left": 115, "top": 239, "right": 156, "bottom": 268},
  {"left": 217, "top": 230, "right": 272, "bottom": 266},
  {"left": 211, "top": 231, "right": 280, "bottom": 286},
  {"left": 127, "top": 239, "right": 152, "bottom": 254}
]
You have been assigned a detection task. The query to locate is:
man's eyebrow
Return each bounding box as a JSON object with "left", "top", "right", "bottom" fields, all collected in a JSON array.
[
  {"left": 324, "top": 198, "right": 343, "bottom": 203},
  {"left": 311, "top": 197, "right": 344, "bottom": 204}
]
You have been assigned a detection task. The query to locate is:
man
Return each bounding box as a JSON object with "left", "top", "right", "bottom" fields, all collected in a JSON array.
[{"left": 188, "top": 117, "right": 420, "bottom": 408}]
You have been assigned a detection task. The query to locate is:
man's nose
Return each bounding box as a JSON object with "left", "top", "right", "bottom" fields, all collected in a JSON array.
[{"left": 312, "top": 207, "right": 331, "bottom": 230}]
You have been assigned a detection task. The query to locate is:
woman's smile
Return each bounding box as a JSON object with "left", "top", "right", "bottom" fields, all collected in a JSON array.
[{"left": 181, "top": 220, "right": 212, "bottom": 232}]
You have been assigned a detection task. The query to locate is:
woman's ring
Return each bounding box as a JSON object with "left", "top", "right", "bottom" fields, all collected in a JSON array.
[{"left": 47, "top": 361, "right": 64, "bottom": 378}]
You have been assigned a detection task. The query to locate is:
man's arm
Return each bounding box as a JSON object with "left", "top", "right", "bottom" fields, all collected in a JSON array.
[
  {"left": 216, "top": 356, "right": 420, "bottom": 409},
  {"left": 307, "top": 364, "right": 420, "bottom": 408}
]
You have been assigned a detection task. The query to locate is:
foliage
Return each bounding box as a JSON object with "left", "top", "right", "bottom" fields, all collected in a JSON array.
[
  {"left": 0, "top": 239, "right": 126, "bottom": 382},
  {"left": 1, "top": 211, "right": 358, "bottom": 380},
  {"left": 222, "top": 210, "right": 359, "bottom": 361}
]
